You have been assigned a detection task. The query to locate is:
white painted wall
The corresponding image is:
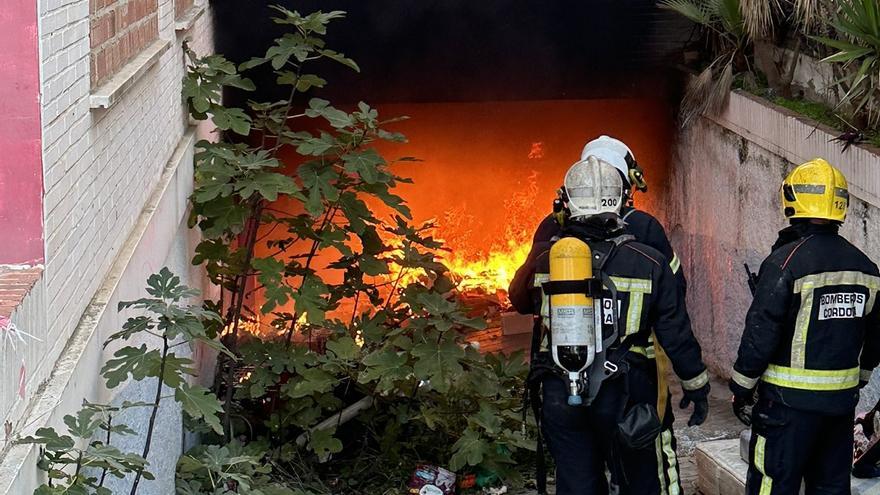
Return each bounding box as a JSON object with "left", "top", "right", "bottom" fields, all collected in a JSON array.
[{"left": 0, "top": 1, "right": 216, "bottom": 492}]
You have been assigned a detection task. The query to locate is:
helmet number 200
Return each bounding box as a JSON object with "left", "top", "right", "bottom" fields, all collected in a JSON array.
[{"left": 601, "top": 198, "right": 618, "bottom": 208}]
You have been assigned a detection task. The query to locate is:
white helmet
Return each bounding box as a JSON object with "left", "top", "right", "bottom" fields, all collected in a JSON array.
[
  {"left": 580, "top": 135, "right": 634, "bottom": 185},
  {"left": 563, "top": 156, "right": 625, "bottom": 219}
]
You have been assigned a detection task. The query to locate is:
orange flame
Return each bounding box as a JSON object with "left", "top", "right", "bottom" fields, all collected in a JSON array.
[
  {"left": 385, "top": 171, "right": 541, "bottom": 304},
  {"left": 439, "top": 171, "right": 539, "bottom": 301}
]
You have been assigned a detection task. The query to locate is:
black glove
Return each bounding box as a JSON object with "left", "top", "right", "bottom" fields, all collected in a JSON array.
[
  {"left": 729, "top": 380, "right": 755, "bottom": 426},
  {"left": 679, "top": 383, "right": 710, "bottom": 426}
]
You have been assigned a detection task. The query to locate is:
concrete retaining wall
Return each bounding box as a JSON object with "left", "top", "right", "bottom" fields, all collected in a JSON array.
[{"left": 664, "top": 90, "right": 880, "bottom": 409}]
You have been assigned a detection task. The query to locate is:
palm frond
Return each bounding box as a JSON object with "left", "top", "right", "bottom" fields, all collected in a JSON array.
[
  {"left": 660, "top": 0, "right": 714, "bottom": 26},
  {"left": 707, "top": 62, "right": 735, "bottom": 115},
  {"left": 680, "top": 67, "right": 715, "bottom": 127},
  {"left": 716, "top": 0, "right": 748, "bottom": 38},
  {"left": 792, "top": 0, "right": 820, "bottom": 29},
  {"left": 739, "top": 0, "right": 773, "bottom": 38}
]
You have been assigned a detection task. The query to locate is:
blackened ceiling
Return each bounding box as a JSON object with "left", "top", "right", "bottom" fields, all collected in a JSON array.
[{"left": 212, "top": 0, "right": 693, "bottom": 104}]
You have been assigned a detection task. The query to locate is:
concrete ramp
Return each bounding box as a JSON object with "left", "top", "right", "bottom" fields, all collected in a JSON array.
[{"left": 696, "top": 437, "right": 880, "bottom": 495}]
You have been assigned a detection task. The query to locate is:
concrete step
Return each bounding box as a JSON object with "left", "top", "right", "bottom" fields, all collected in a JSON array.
[{"left": 696, "top": 437, "right": 880, "bottom": 495}]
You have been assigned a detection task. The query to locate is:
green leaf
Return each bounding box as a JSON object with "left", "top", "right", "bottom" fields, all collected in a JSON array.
[
  {"left": 101, "top": 345, "right": 163, "bottom": 389},
  {"left": 239, "top": 57, "right": 268, "bottom": 70},
  {"left": 63, "top": 409, "right": 101, "bottom": 439},
  {"left": 362, "top": 184, "right": 412, "bottom": 219},
  {"left": 175, "top": 383, "right": 224, "bottom": 434},
  {"left": 200, "top": 196, "right": 250, "bottom": 236},
  {"left": 411, "top": 340, "right": 465, "bottom": 393},
  {"left": 820, "top": 47, "right": 874, "bottom": 63},
  {"left": 182, "top": 76, "right": 215, "bottom": 114},
  {"left": 377, "top": 128, "right": 408, "bottom": 143},
  {"left": 211, "top": 106, "right": 252, "bottom": 136},
  {"left": 252, "top": 257, "right": 290, "bottom": 313},
  {"left": 471, "top": 403, "right": 502, "bottom": 435},
  {"left": 343, "top": 149, "right": 387, "bottom": 184},
  {"left": 296, "top": 74, "right": 327, "bottom": 92},
  {"left": 359, "top": 255, "right": 389, "bottom": 276},
  {"left": 105, "top": 316, "right": 154, "bottom": 346},
  {"left": 84, "top": 444, "right": 149, "bottom": 475},
  {"left": 298, "top": 162, "right": 340, "bottom": 217},
  {"left": 161, "top": 354, "right": 197, "bottom": 388},
  {"left": 267, "top": 33, "right": 312, "bottom": 69},
  {"left": 294, "top": 275, "right": 329, "bottom": 324},
  {"left": 658, "top": 0, "right": 712, "bottom": 25},
  {"left": 359, "top": 348, "right": 410, "bottom": 391},
  {"left": 17, "top": 427, "right": 75, "bottom": 451},
  {"left": 236, "top": 171, "right": 299, "bottom": 202},
  {"left": 337, "top": 192, "right": 374, "bottom": 235},
  {"left": 448, "top": 428, "right": 491, "bottom": 471},
  {"left": 295, "top": 131, "right": 338, "bottom": 156},
  {"left": 317, "top": 49, "right": 360, "bottom": 72},
  {"left": 193, "top": 179, "right": 232, "bottom": 203},
  {"left": 285, "top": 367, "right": 336, "bottom": 399},
  {"left": 192, "top": 239, "right": 230, "bottom": 266},
  {"left": 325, "top": 336, "right": 359, "bottom": 360},
  {"left": 305, "top": 98, "right": 353, "bottom": 128},
  {"left": 308, "top": 427, "right": 343, "bottom": 462},
  {"left": 143, "top": 268, "right": 200, "bottom": 300}
]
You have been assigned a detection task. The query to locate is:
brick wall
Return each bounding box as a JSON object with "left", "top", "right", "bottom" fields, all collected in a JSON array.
[
  {"left": 89, "top": 0, "right": 158, "bottom": 87},
  {"left": 174, "top": 0, "right": 194, "bottom": 20},
  {"left": 7, "top": 0, "right": 215, "bottom": 439}
]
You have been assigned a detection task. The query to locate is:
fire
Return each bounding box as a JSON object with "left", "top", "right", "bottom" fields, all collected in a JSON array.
[
  {"left": 442, "top": 238, "right": 532, "bottom": 296},
  {"left": 435, "top": 171, "right": 541, "bottom": 300},
  {"left": 256, "top": 99, "right": 674, "bottom": 322},
  {"left": 385, "top": 171, "right": 542, "bottom": 304}
]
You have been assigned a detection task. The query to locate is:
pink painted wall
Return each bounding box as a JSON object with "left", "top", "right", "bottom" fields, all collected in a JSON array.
[{"left": 0, "top": 0, "right": 43, "bottom": 264}]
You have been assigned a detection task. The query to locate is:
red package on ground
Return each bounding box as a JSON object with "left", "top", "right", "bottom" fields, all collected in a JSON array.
[
  {"left": 407, "top": 464, "right": 456, "bottom": 495},
  {"left": 458, "top": 473, "right": 476, "bottom": 490}
]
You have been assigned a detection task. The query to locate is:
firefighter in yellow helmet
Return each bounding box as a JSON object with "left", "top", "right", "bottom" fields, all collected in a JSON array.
[{"left": 731, "top": 158, "right": 880, "bottom": 494}]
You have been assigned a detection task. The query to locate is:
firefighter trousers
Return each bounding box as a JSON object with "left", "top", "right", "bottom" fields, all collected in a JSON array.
[
  {"left": 746, "top": 399, "right": 854, "bottom": 495},
  {"left": 541, "top": 360, "right": 681, "bottom": 495}
]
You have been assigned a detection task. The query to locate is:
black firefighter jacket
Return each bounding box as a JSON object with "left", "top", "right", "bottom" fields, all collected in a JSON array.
[
  {"left": 525, "top": 206, "right": 687, "bottom": 294},
  {"left": 508, "top": 227, "right": 708, "bottom": 392},
  {"left": 732, "top": 222, "right": 880, "bottom": 415}
]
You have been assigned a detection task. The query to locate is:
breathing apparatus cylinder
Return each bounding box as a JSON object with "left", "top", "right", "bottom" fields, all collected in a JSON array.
[{"left": 549, "top": 237, "right": 597, "bottom": 406}]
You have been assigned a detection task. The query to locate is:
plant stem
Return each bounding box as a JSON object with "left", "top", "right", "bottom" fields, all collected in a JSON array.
[
  {"left": 223, "top": 202, "right": 263, "bottom": 437},
  {"left": 98, "top": 414, "right": 113, "bottom": 488},
  {"left": 284, "top": 206, "right": 339, "bottom": 345},
  {"left": 129, "top": 335, "right": 169, "bottom": 495}
]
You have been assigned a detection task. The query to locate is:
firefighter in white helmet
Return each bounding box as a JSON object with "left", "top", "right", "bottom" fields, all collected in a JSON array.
[
  {"left": 511, "top": 156, "right": 709, "bottom": 494},
  {"left": 512, "top": 135, "right": 686, "bottom": 299},
  {"left": 510, "top": 135, "right": 694, "bottom": 493}
]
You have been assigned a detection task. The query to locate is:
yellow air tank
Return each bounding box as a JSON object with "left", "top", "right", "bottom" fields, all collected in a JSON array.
[{"left": 549, "top": 237, "right": 597, "bottom": 406}]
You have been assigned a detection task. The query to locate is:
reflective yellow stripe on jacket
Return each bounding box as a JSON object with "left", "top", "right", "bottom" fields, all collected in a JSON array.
[
  {"left": 790, "top": 271, "right": 880, "bottom": 368},
  {"left": 761, "top": 364, "right": 860, "bottom": 391},
  {"left": 669, "top": 253, "right": 681, "bottom": 274},
  {"left": 609, "top": 276, "right": 652, "bottom": 337}
]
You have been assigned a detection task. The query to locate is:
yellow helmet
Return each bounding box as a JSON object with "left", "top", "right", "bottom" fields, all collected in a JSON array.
[{"left": 781, "top": 158, "right": 849, "bottom": 222}]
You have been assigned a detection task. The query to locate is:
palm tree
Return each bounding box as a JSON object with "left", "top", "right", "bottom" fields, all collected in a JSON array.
[{"left": 661, "top": 0, "right": 833, "bottom": 126}]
